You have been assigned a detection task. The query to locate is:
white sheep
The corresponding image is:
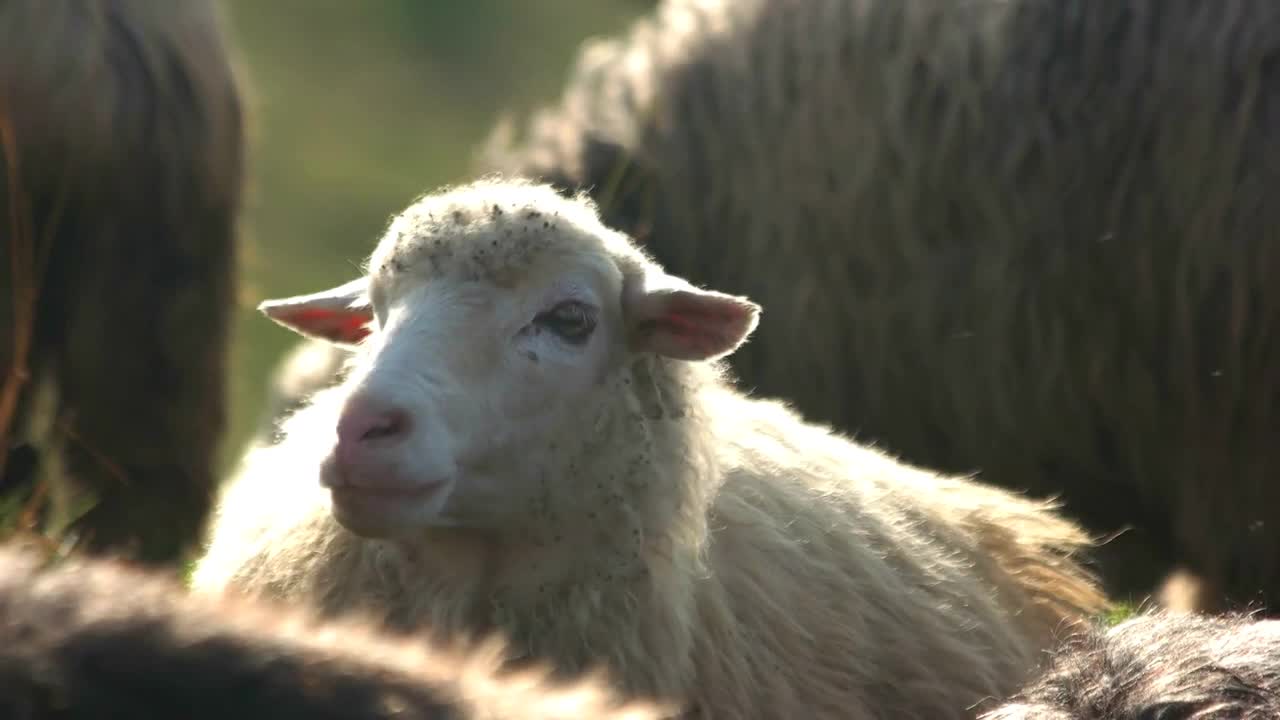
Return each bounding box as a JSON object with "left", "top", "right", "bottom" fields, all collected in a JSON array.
[{"left": 193, "top": 177, "right": 1107, "bottom": 719}]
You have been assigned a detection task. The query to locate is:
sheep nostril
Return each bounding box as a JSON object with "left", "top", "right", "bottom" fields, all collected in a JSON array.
[
  {"left": 337, "top": 401, "right": 413, "bottom": 452},
  {"left": 361, "top": 410, "right": 408, "bottom": 442}
]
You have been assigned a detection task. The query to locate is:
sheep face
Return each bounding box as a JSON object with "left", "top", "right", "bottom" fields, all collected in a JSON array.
[{"left": 258, "top": 181, "right": 760, "bottom": 539}]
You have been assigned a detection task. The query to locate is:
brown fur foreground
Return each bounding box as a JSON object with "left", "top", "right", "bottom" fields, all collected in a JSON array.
[
  {"left": 0, "top": 543, "right": 663, "bottom": 720},
  {"left": 469, "top": 0, "right": 1280, "bottom": 612},
  {"left": 982, "top": 612, "right": 1280, "bottom": 719},
  {"left": 0, "top": 0, "right": 247, "bottom": 564}
]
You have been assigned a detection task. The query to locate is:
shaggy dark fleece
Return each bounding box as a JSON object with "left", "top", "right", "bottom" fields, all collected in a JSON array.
[
  {"left": 0, "top": 544, "right": 662, "bottom": 719},
  {"left": 983, "top": 612, "right": 1280, "bottom": 719}
]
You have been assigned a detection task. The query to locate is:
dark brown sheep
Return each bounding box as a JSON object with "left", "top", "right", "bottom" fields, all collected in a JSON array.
[
  {"left": 0, "top": 0, "right": 247, "bottom": 565},
  {"left": 468, "top": 0, "right": 1280, "bottom": 612},
  {"left": 0, "top": 542, "right": 663, "bottom": 720},
  {"left": 980, "top": 611, "right": 1280, "bottom": 720}
]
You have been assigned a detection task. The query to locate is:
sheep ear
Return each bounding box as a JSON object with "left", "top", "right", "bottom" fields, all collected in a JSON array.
[
  {"left": 623, "top": 270, "right": 761, "bottom": 361},
  {"left": 258, "top": 277, "right": 374, "bottom": 348}
]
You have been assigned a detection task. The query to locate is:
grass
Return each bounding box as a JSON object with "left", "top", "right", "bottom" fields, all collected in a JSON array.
[{"left": 1101, "top": 600, "right": 1140, "bottom": 626}]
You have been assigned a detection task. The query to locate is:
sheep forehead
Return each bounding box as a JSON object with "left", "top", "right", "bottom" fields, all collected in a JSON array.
[{"left": 368, "top": 179, "right": 641, "bottom": 292}]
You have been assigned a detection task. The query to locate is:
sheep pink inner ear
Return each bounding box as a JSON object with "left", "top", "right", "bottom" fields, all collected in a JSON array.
[
  {"left": 625, "top": 272, "right": 761, "bottom": 361},
  {"left": 258, "top": 277, "right": 374, "bottom": 347}
]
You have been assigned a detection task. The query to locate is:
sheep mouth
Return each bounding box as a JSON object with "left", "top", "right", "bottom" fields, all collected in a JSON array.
[
  {"left": 319, "top": 452, "right": 448, "bottom": 498},
  {"left": 331, "top": 480, "right": 443, "bottom": 498},
  {"left": 328, "top": 480, "right": 453, "bottom": 538},
  {"left": 326, "top": 469, "right": 448, "bottom": 514},
  {"left": 329, "top": 481, "right": 446, "bottom": 512}
]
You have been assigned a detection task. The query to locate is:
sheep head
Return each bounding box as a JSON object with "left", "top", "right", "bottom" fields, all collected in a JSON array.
[{"left": 257, "top": 178, "right": 760, "bottom": 539}]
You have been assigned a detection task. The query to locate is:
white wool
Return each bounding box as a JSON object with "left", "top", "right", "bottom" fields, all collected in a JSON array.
[{"left": 194, "top": 177, "right": 1106, "bottom": 719}]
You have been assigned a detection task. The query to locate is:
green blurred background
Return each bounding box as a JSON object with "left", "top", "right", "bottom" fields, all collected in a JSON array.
[{"left": 219, "top": 1, "right": 648, "bottom": 472}]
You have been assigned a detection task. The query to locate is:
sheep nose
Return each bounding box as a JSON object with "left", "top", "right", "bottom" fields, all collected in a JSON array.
[{"left": 335, "top": 396, "right": 412, "bottom": 462}]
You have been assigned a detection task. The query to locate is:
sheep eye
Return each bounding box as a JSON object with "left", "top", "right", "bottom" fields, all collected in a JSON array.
[{"left": 536, "top": 301, "right": 595, "bottom": 344}]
